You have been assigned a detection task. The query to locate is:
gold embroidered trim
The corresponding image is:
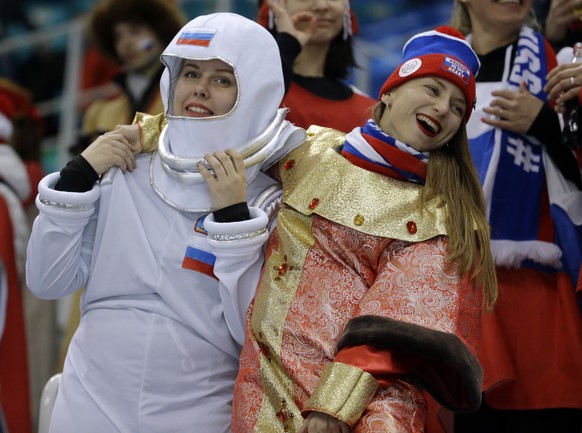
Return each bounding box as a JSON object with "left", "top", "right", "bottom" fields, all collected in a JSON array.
[
  {"left": 280, "top": 125, "right": 448, "bottom": 242},
  {"left": 252, "top": 210, "right": 315, "bottom": 432},
  {"left": 304, "top": 362, "right": 378, "bottom": 427}
]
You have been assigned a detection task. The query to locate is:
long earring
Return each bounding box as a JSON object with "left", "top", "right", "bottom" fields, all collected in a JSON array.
[
  {"left": 343, "top": 0, "right": 352, "bottom": 40},
  {"left": 268, "top": 8, "right": 275, "bottom": 30}
]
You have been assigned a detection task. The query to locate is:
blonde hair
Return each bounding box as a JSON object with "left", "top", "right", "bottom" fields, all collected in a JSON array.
[
  {"left": 451, "top": 0, "right": 540, "bottom": 36},
  {"left": 372, "top": 102, "right": 497, "bottom": 309}
]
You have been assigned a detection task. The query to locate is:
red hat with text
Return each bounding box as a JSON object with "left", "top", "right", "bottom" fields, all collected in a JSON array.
[{"left": 379, "top": 26, "right": 480, "bottom": 121}]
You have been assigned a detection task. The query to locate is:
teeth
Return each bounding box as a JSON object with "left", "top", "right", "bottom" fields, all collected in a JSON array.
[
  {"left": 417, "top": 114, "right": 439, "bottom": 134},
  {"left": 187, "top": 106, "right": 211, "bottom": 114}
]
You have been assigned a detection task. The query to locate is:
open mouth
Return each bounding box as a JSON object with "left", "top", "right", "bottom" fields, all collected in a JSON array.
[
  {"left": 416, "top": 114, "right": 441, "bottom": 137},
  {"left": 185, "top": 104, "right": 213, "bottom": 117}
]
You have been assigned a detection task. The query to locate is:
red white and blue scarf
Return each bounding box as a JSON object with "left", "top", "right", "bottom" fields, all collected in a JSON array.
[
  {"left": 468, "top": 27, "right": 582, "bottom": 284},
  {"left": 342, "top": 120, "right": 428, "bottom": 184}
]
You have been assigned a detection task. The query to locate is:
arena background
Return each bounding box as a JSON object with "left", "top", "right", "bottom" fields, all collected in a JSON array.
[{"left": 0, "top": 0, "right": 452, "bottom": 173}]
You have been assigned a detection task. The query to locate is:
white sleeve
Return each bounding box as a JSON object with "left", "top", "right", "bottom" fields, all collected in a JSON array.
[
  {"left": 204, "top": 207, "right": 269, "bottom": 345},
  {"left": 25, "top": 172, "right": 100, "bottom": 300}
]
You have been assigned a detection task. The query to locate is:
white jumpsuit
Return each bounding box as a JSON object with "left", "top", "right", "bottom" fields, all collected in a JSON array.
[
  {"left": 26, "top": 12, "right": 305, "bottom": 433},
  {"left": 27, "top": 162, "right": 275, "bottom": 433}
]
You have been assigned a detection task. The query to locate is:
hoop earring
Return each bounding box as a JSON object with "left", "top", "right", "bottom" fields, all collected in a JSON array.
[{"left": 343, "top": 0, "right": 352, "bottom": 40}]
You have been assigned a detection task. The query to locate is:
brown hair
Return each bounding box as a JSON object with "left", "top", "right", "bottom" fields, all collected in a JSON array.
[
  {"left": 87, "top": 0, "right": 185, "bottom": 62},
  {"left": 372, "top": 101, "right": 498, "bottom": 309}
]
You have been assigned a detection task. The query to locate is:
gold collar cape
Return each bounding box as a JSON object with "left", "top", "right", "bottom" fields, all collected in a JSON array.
[{"left": 279, "top": 125, "right": 449, "bottom": 242}]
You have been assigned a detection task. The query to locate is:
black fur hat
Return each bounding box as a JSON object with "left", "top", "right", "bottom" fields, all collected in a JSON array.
[{"left": 87, "top": 0, "right": 186, "bottom": 62}]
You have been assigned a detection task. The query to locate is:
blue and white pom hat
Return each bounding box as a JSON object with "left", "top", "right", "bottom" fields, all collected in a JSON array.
[{"left": 379, "top": 26, "right": 480, "bottom": 122}]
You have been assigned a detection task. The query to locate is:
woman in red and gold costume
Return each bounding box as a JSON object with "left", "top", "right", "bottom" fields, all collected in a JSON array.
[{"left": 231, "top": 26, "right": 497, "bottom": 433}]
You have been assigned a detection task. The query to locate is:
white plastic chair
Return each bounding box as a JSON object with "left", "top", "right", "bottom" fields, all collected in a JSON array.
[{"left": 38, "top": 373, "right": 61, "bottom": 433}]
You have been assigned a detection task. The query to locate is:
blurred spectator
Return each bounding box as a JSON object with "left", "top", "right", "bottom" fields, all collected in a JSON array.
[
  {"left": 79, "top": 43, "right": 120, "bottom": 98},
  {"left": 533, "top": 0, "right": 582, "bottom": 51},
  {"left": 257, "top": 0, "right": 376, "bottom": 132},
  {"left": 71, "top": 0, "right": 185, "bottom": 155},
  {"left": 545, "top": 44, "right": 582, "bottom": 167},
  {"left": 3, "top": 78, "right": 45, "bottom": 208},
  {"left": 0, "top": 77, "right": 55, "bottom": 432},
  {"left": 445, "top": 1, "right": 582, "bottom": 431},
  {"left": 0, "top": 192, "right": 19, "bottom": 433},
  {"left": 0, "top": 81, "right": 31, "bottom": 275},
  {"left": 0, "top": 78, "right": 32, "bottom": 433}
]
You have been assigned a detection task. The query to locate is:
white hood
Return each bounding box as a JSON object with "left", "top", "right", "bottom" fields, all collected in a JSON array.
[
  {"left": 160, "top": 12, "right": 285, "bottom": 157},
  {"left": 151, "top": 13, "right": 305, "bottom": 211}
]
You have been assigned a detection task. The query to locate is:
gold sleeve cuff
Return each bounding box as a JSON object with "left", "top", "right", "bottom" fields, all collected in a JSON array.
[
  {"left": 304, "top": 362, "right": 378, "bottom": 427},
  {"left": 133, "top": 112, "right": 167, "bottom": 153}
]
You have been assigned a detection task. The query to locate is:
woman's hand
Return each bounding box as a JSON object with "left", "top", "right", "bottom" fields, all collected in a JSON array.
[
  {"left": 81, "top": 128, "right": 141, "bottom": 176},
  {"left": 297, "top": 412, "right": 350, "bottom": 433},
  {"left": 199, "top": 149, "right": 247, "bottom": 211},
  {"left": 544, "top": 61, "right": 582, "bottom": 112},
  {"left": 481, "top": 82, "right": 544, "bottom": 134},
  {"left": 265, "top": 0, "right": 317, "bottom": 46},
  {"left": 544, "top": 0, "right": 582, "bottom": 45}
]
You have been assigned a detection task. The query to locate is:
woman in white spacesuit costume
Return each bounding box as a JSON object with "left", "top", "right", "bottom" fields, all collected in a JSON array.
[{"left": 26, "top": 13, "right": 304, "bottom": 433}]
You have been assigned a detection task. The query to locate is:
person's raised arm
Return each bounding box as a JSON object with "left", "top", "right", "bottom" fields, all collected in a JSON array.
[{"left": 56, "top": 125, "right": 142, "bottom": 192}]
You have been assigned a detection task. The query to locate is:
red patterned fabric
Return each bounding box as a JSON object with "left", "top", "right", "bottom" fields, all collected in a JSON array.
[{"left": 233, "top": 215, "right": 482, "bottom": 432}]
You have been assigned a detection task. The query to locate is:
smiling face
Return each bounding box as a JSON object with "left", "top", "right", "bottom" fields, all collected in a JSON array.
[
  {"left": 284, "top": 0, "right": 345, "bottom": 44},
  {"left": 378, "top": 77, "right": 466, "bottom": 152},
  {"left": 462, "top": 0, "right": 532, "bottom": 35},
  {"left": 172, "top": 59, "right": 238, "bottom": 118},
  {"left": 113, "top": 22, "right": 162, "bottom": 72}
]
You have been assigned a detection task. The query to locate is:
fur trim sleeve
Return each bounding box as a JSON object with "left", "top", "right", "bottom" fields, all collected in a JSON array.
[{"left": 338, "top": 315, "right": 483, "bottom": 412}]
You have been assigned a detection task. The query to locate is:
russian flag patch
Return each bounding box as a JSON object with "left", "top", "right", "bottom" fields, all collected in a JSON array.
[
  {"left": 177, "top": 29, "right": 216, "bottom": 47},
  {"left": 182, "top": 246, "right": 217, "bottom": 279}
]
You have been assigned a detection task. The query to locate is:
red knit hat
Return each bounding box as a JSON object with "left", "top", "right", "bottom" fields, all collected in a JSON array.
[{"left": 379, "top": 26, "right": 479, "bottom": 122}]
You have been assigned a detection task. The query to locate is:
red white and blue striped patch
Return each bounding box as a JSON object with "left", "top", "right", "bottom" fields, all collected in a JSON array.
[
  {"left": 177, "top": 29, "right": 216, "bottom": 47},
  {"left": 442, "top": 56, "right": 471, "bottom": 84},
  {"left": 182, "top": 246, "right": 217, "bottom": 279}
]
